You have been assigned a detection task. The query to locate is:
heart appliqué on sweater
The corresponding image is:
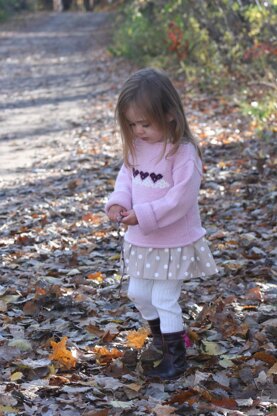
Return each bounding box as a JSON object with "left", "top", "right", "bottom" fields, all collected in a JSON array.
[
  {"left": 150, "top": 172, "right": 163, "bottom": 183},
  {"left": 133, "top": 168, "right": 163, "bottom": 183},
  {"left": 140, "top": 171, "right": 149, "bottom": 180}
]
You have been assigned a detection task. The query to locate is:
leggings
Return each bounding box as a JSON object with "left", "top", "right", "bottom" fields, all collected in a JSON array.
[{"left": 127, "top": 277, "right": 184, "bottom": 333}]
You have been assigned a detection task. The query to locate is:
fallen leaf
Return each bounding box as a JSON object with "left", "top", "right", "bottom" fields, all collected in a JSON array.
[
  {"left": 153, "top": 404, "right": 177, "bottom": 415},
  {"left": 87, "top": 272, "right": 105, "bottom": 283},
  {"left": 167, "top": 389, "right": 196, "bottom": 405},
  {"left": 8, "top": 339, "right": 32, "bottom": 351},
  {"left": 10, "top": 372, "right": 23, "bottom": 381},
  {"left": 245, "top": 287, "right": 263, "bottom": 302},
  {"left": 268, "top": 362, "right": 277, "bottom": 375},
  {"left": 126, "top": 328, "right": 149, "bottom": 349},
  {"left": 201, "top": 340, "right": 227, "bottom": 356},
  {"left": 254, "top": 351, "right": 276, "bottom": 366},
  {"left": 83, "top": 410, "right": 109, "bottom": 416},
  {"left": 82, "top": 213, "right": 102, "bottom": 224},
  {"left": 93, "top": 346, "right": 123, "bottom": 365},
  {"left": 49, "top": 337, "right": 77, "bottom": 369}
]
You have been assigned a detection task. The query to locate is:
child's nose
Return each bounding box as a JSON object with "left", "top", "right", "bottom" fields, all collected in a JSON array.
[{"left": 134, "top": 125, "right": 144, "bottom": 136}]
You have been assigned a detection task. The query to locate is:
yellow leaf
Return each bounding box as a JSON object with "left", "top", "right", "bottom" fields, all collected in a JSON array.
[
  {"left": 109, "top": 253, "right": 121, "bottom": 261},
  {"left": 268, "top": 362, "right": 277, "bottom": 375},
  {"left": 126, "top": 328, "right": 149, "bottom": 349},
  {"left": 10, "top": 372, "right": 23, "bottom": 381},
  {"left": 49, "top": 337, "right": 77, "bottom": 369},
  {"left": 0, "top": 406, "right": 19, "bottom": 414}
]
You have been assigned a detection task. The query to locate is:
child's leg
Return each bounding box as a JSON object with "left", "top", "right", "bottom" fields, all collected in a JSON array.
[
  {"left": 144, "top": 280, "right": 186, "bottom": 380},
  {"left": 127, "top": 277, "right": 159, "bottom": 320},
  {"left": 151, "top": 280, "right": 183, "bottom": 333}
]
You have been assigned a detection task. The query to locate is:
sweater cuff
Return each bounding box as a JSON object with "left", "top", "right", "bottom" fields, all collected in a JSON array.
[
  {"left": 133, "top": 202, "right": 157, "bottom": 235},
  {"left": 105, "top": 191, "right": 132, "bottom": 214}
]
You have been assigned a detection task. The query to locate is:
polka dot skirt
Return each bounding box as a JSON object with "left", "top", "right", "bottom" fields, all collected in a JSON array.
[{"left": 123, "top": 237, "right": 218, "bottom": 281}]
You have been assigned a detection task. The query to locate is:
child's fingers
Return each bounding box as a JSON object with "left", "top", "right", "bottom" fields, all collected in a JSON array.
[{"left": 121, "top": 215, "right": 130, "bottom": 224}]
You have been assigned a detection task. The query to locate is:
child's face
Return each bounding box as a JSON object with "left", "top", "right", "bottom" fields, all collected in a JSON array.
[{"left": 125, "top": 106, "right": 164, "bottom": 144}]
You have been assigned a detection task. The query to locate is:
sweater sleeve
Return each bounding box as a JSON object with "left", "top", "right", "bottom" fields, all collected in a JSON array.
[
  {"left": 133, "top": 159, "right": 202, "bottom": 235},
  {"left": 105, "top": 163, "right": 132, "bottom": 214}
]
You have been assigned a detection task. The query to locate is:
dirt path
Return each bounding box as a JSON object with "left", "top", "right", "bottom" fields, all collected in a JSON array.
[{"left": 0, "top": 11, "right": 126, "bottom": 186}]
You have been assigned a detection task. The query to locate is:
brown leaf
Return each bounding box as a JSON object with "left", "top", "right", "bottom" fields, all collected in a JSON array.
[
  {"left": 86, "top": 324, "right": 105, "bottom": 337},
  {"left": 83, "top": 410, "right": 109, "bottom": 416},
  {"left": 153, "top": 404, "right": 177, "bottom": 415},
  {"left": 82, "top": 212, "right": 102, "bottom": 224},
  {"left": 210, "top": 398, "right": 237, "bottom": 410},
  {"left": 23, "top": 299, "right": 40, "bottom": 316},
  {"left": 254, "top": 352, "right": 276, "bottom": 366},
  {"left": 93, "top": 346, "right": 123, "bottom": 365},
  {"left": 102, "top": 330, "right": 119, "bottom": 342},
  {"left": 167, "top": 389, "right": 196, "bottom": 405},
  {"left": 49, "top": 375, "right": 70, "bottom": 386},
  {"left": 245, "top": 287, "right": 263, "bottom": 302}
]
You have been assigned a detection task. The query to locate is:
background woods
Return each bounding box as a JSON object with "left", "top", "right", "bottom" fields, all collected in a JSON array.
[{"left": 112, "top": 0, "right": 276, "bottom": 134}]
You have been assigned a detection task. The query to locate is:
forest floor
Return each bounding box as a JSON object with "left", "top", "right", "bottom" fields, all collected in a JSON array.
[{"left": 0, "top": 11, "right": 276, "bottom": 416}]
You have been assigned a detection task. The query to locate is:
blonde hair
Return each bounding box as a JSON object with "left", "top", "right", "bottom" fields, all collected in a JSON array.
[{"left": 115, "top": 67, "right": 201, "bottom": 166}]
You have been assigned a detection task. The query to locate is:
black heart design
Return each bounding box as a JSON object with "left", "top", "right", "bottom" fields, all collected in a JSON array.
[
  {"left": 140, "top": 171, "right": 149, "bottom": 180},
  {"left": 150, "top": 172, "right": 163, "bottom": 183},
  {"left": 133, "top": 168, "right": 139, "bottom": 177}
]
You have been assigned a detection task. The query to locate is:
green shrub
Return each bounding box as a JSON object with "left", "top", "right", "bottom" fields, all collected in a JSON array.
[
  {"left": 0, "top": 0, "right": 30, "bottom": 20},
  {"left": 240, "top": 91, "right": 277, "bottom": 133},
  {"left": 111, "top": 0, "right": 277, "bottom": 88},
  {"left": 111, "top": 4, "right": 167, "bottom": 66}
]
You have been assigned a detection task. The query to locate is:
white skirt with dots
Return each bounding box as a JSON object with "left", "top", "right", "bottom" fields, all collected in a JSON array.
[{"left": 123, "top": 237, "right": 218, "bottom": 280}]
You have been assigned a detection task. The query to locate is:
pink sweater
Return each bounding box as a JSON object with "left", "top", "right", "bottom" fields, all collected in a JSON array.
[{"left": 105, "top": 139, "right": 206, "bottom": 248}]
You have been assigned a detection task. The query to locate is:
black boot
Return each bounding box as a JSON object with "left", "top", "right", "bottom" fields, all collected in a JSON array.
[
  {"left": 140, "top": 318, "right": 163, "bottom": 363},
  {"left": 144, "top": 331, "right": 187, "bottom": 380}
]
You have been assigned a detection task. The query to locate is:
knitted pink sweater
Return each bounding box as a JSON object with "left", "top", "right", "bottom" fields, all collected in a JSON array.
[{"left": 105, "top": 139, "right": 206, "bottom": 248}]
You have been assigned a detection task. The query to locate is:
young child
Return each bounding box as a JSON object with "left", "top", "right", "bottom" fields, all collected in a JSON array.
[{"left": 105, "top": 68, "right": 217, "bottom": 380}]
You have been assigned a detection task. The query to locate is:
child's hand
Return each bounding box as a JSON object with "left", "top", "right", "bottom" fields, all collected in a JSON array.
[
  {"left": 108, "top": 204, "right": 126, "bottom": 222},
  {"left": 121, "top": 209, "right": 138, "bottom": 226}
]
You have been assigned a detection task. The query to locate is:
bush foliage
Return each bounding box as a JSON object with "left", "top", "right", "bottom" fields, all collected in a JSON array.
[
  {"left": 112, "top": 0, "right": 276, "bottom": 84},
  {"left": 111, "top": 0, "right": 276, "bottom": 130},
  {"left": 0, "top": 0, "right": 28, "bottom": 20}
]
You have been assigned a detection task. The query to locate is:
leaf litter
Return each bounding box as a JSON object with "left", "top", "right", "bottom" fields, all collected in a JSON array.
[{"left": 0, "top": 11, "right": 276, "bottom": 416}]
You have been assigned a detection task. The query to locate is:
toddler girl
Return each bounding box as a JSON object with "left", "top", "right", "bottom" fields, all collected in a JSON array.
[{"left": 105, "top": 68, "right": 217, "bottom": 380}]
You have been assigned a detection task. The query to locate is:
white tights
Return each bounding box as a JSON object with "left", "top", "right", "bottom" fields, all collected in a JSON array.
[{"left": 127, "top": 277, "right": 184, "bottom": 333}]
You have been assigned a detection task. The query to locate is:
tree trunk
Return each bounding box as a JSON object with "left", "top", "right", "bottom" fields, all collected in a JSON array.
[
  {"left": 84, "top": 0, "right": 95, "bottom": 11},
  {"left": 53, "top": 0, "right": 63, "bottom": 11}
]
